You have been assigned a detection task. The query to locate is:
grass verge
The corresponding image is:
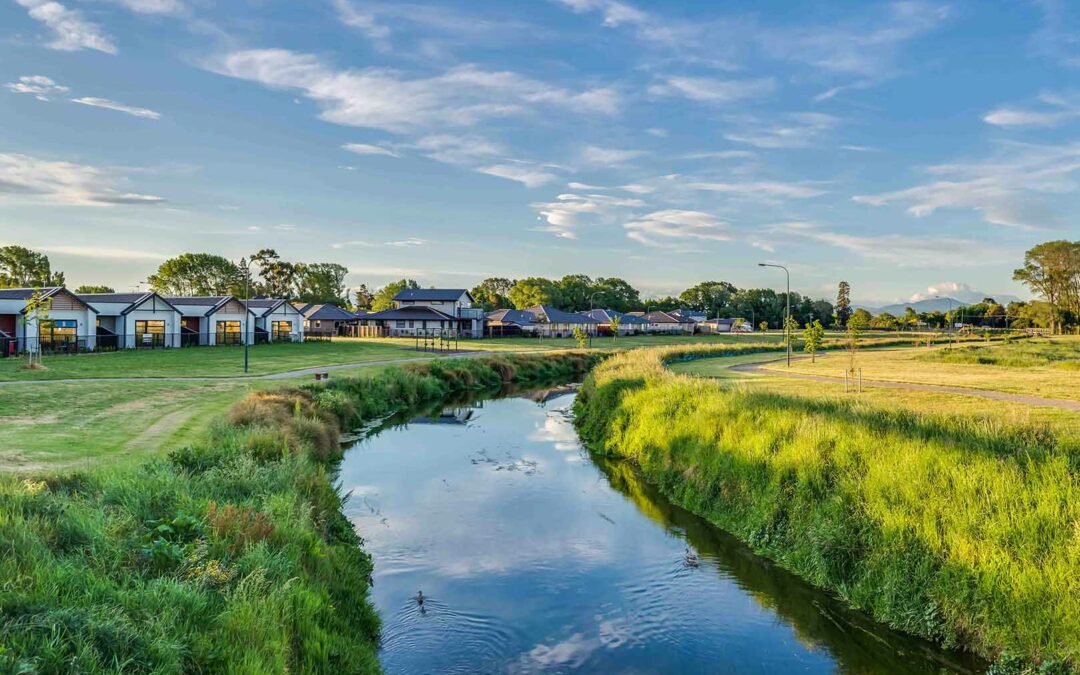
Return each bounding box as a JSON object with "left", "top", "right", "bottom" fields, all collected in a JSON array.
[
  {"left": 574, "top": 344, "right": 1080, "bottom": 672},
  {"left": 0, "top": 351, "right": 601, "bottom": 673}
]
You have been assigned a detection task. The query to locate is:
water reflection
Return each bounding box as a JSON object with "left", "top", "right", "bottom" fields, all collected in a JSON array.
[{"left": 339, "top": 391, "right": 984, "bottom": 674}]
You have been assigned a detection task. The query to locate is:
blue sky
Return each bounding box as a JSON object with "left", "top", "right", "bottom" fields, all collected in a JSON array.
[{"left": 2, "top": 0, "right": 1078, "bottom": 304}]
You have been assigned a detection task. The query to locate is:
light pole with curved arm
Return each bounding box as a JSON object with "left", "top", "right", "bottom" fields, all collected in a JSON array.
[{"left": 759, "top": 263, "right": 791, "bottom": 367}]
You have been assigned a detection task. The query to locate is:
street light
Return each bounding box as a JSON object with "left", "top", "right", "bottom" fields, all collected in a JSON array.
[
  {"left": 758, "top": 263, "right": 791, "bottom": 367},
  {"left": 589, "top": 291, "right": 605, "bottom": 311},
  {"left": 243, "top": 260, "right": 252, "bottom": 373}
]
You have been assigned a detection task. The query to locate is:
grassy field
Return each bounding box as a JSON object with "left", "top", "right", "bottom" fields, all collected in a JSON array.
[
  {"left": 576, "top": 344, "right": 1080, "bottom": 669},
  {"left": 758, "top": 337, "right": 1080, "bottom": 401}
]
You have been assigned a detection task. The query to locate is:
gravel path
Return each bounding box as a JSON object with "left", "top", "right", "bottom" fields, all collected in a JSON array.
[{"left": 731, "top": 360, "right": 1080, "bottom": 412}]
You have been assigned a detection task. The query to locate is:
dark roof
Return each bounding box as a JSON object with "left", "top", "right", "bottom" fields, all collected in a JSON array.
[
  {"left": 394, "top": 288, "right": 472, "bottom": 302},
  {"left": 165, "top": 296, "right": 230, "bottom": 306},
  {"left": 528, "top": 305, "right": 600, "bottom": 324},
  {"left": 302, "top": 304, "right": 358, "bottom": 321},
  {"left": 579, "top": 309, "right": 648, "bottom": 325},
  {"left": 669, "top": 308, "right": 706, "bottom": 320},
  {"left": 363, "top": 305, "right": 457, "bottom": 321},
  {"left": 77, "top": 292, "right": 150, "bottom": 304},
  {"left": 0, "top": 287, "right": 62, "bottom": 300},
  {"left": 242, "top": 298, "right": 297, "bottom": 318},
  {"left": 641, "top": 311, "right": 692, "bottom": 323},
  {"left": 487, "top": 308, "right": 536, "bottom": 326}
]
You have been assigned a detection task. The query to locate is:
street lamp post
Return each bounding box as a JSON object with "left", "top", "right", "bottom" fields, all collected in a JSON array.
[
  {"left": 589, "top": 291, "right": 604, "bottom": 311},
  {"left": 243, "top": 261, "right": 252, "bottom": 373},
  {"left": 759, "top": 263, "right": 791, "bottom": 367}
]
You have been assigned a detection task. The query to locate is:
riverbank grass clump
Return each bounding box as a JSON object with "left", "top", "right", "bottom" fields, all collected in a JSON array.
[
  {"left": 1, "top": 351, "right": 602, "bottom": 674},
  {"left": 574, "top": 345, "right": 1080, "bottom": 671}
]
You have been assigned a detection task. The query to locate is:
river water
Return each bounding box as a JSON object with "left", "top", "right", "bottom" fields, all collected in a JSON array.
[{"left": 340, "top": 389, "right": 984, "bottom": 674}]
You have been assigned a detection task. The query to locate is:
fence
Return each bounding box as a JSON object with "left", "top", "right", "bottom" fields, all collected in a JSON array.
[{"left": 3, "top": 332, "right": 304, "bottom": 356}]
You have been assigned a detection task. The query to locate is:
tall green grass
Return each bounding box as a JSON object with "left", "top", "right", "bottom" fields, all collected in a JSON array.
[
  {"left": 574, "top": 345, "right": 1080, "bottom": 672},
  {"left": 0, "top": 351, "right": 601, "bottom": 674},
  {"left": 916, "top": 339, "right": 1080, "bottom": 370}
]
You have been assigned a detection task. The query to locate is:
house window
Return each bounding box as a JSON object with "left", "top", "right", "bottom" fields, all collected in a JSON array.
[
  {"left": 408, "top": 320, "right": 414, "bottom": 328},
  {"left": 216, "top": 320, "right": 242, "bottom": 345},
  {"left": 135, "top": 320, "right": 165, "bottom": 347},
  {"left": 271, "top": 321, "right": 291, "bottom": 341},
  {"left": 395, "top": 321, "right": 406, "bottom": 328},
  {"left": 39, "top": 320, "right": 77, "bottom": 348}
]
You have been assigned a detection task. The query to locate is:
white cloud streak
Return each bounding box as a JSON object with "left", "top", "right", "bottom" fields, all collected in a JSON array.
[
  {"left": 342, "top": 143, "right": 399, "bottom": 157},
  {"left": 624, "top": 209, "right": 731, "bottom": 248},
  {"left": 70, "top": 97, "right": 161, "bottom": 119},
  {"left": 14, "top": 0, "right": 117, "bottom": 54},
  {"left": 983, "top": 91, "right": 1080, "bottom": 128},
  {"left": 0, "top": 153, "right": 164, "bottom": 206},
  {"left": 4, "top": 75, "right": 69, "bottom": 101},
  {"left": 648, "top": 75, "right": 775, "bottom": 103}
]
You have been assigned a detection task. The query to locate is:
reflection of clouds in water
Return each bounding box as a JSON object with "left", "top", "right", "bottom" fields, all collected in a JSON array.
[
  {"left": 345, "top": 484, "right": 379, "bottom": 496},
  {"left": 529, "top": 409, "right": 581, "bottom": 452},
  {"left": 515, "top": 632, "right": 598, "bottom": 671}
]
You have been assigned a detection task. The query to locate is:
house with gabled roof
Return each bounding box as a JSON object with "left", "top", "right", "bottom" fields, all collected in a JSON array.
[
  {"left": 385, "top": 288, "right": 486, "bottom": 336},
  {"left": 629, "top": 310, "right": 696, "bottom": 334},
  {"left": 164, "top": 296, "right": 257, "bottom": 346},
  {"left": 79, "top": 292, "right": 185, "bottom": 349},
  {"left": 243, "top": 299, "right": 305, "bottom": 342},
  {"left": 579, "top": 309, "right": 649, "bottom": 335},
  {"left": 483, "top": 305, "right": 599, "bottom": 338},
  {"left": 0, "top": 287, "right": 98, "bottom": 354},
  {"left": 294, "top": 303, "right": 358, "bottom": 337}
]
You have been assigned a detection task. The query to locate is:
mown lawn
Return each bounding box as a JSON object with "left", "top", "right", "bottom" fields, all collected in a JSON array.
[{"left": 758, "top": 337, "right": 1080, "bottom": 401}]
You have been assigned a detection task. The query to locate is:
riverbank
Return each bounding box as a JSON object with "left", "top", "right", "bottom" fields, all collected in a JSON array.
[
  {"left": 573, "top": 345, "right": 1080, "bottom": 671},
  {"left": 0, "top": 351, "right": 601, "bottom": 673}
]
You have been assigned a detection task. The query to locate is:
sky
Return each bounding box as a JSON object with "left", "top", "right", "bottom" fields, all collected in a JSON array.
[{"left": 1, "top": 0, "right": 1078, "bottom": 305}]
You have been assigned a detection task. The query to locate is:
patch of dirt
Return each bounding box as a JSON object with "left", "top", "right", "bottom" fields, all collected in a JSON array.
[{"left": 124, "top": 408, "right": 197, "bottom": 452}]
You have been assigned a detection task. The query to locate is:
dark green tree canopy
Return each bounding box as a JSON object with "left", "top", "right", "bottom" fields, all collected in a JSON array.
[
  {"left": 148, "top": 253, "right": 242, "bottom": 297},
  {"left": 73, "top": 285, "right": 115, "bottom": 294},
  {"left": 371, "top": 279, "right": 419, "bottom": 311},
  {"left": 0, "top": 246, "right": 65, "bottom": 288}
]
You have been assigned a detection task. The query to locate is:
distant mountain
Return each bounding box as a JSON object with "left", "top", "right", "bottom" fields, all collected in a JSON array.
[{"left": 856, "top": 297, "right": 966, "bottom": 316}]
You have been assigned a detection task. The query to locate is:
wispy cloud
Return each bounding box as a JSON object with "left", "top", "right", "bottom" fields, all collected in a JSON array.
[
  {"left": 648, "top": 75, "right": 775, "bottom": 103},
  {"left": 4, "top": 75, "right": 69, "bottom": 101},
  {"left": 774, "top": 222, "right": 1008, "bottom": 267},
  {"left": 853, "top": 142, "right": 1080, "bottom": 229},
  {"left": 342, "top": 142, "right": 399, "bottom": 157},
  {"left": 36, "top": 244, "right": 168, "bottom": 261},
  {"left": 984, "top": 91, "right": 1080, "bottom": 128},
  {"left": 208, "top": 49, "right": 619, "bottom": 134},
  {"left": 1029, "top": 0, "right": 1080, "bottom": 68},
  {"left": 724, "top": 112, "right": 839, "bottom": 149},
  {"left": 624, "top": 209, "right": 731, "bottom": 248},
  {"left": 0, "top": 153, "right": 164, "bottom": 207},
  {"left": 331, "top": 237, "right": 428, "bottom": 249},
  {"left": 14, "top": 0, "right": 117, "bottom": 54},
  {"left": 581, "top": 145, "right": 645, "bottom": 166},
  {"left": 531, "top": 192, "right": 645, "bottom": 238},
  {"left": 477, "top": 164, "right": 556, "bottom": 188},
  {"left": 687, "top": 180, "right": 827, "bottom": 199},
  {"left": 109, "top": 0, "right": 185, "bottom": 14},
  {"left": 71, "top": 97, "right": 161, "bottom": 119}
]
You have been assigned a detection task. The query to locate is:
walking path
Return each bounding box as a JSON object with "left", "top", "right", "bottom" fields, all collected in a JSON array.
[
  {"left": 0, "top": 351, "right": 499, "bottom": 386},
  {"left": 730, "top": 360, "right": 1080, "bottom": 412}
]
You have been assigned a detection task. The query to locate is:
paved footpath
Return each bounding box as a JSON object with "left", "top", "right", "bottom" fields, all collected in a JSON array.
[
  {"left": 731, "top": 361, "right": 1080, "bottom": 412},
  {"left": 0, "top": 351, "right": 499, "bottom": 386}
]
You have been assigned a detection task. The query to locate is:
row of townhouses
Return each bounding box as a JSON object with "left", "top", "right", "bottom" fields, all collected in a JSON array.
[{"left": 0, "top": 285, "right": 753, "bottom": 355}]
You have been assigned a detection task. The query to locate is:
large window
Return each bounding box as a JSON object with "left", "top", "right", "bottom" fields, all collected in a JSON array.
[
  {"left": 271, "top": 320, "right": 292, "bottom": 342},
  {"left": 216, "top": 320, "right": 243, "bottom": 345},
  {"left": 39, "top": 320, "right": 77, "bottom": 349},
  {"left": 135, "top": 320, "right": 165, "bottom": 348}
]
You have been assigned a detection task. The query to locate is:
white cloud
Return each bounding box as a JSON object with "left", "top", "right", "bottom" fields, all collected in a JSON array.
[
  {"left": 35, "top": 245, "right": 168, "bottom": 260},
  {"left": 907, "top": 282, "right": 1018, "bottom": 304},
  {"left": 342, "top": 142, "right": 399, "bottom": 157},
  {"left": 556, "top": 0, "right": 647, "bottom": 27},
  {"left": 209, "top": 49, "right": 619, "bottom": 134},
  {"left": 853, "top": 142, "right": 1080, "bottom": 229},
  {"left": 581, "top": 145, "right": 645, "bottom": 166},
  {"left": 724, "top": 112, "right": 839, "bottom": 149},
  {"left": 332, "top": 0, "right": 390, "bottom": 40},
  {"left": 619, "top": 183, "right": 653, "bottom": 194},
  {"left": 646, "top": 127, "right": 668, "bottom": 137},
  {"left": 70, "top": 97, "right": 161, "bottom": 119},
  {"left": 775, "top": 222, "right": 1010, "bottom": 267},
  {"left": 1030, "top": 0, "right": 1080, "bottom": 68},
  {"left": 477, "top": 164, "right": 556, "bottom": 188},
  {"left": 4, "top": 75, "right": 69, "bottom": 101},
  {"left": 648, "top": 75, "right": 775, "bottom": 103},
  {"left": 531, "top": 192, "right": 645, "bottom": 239},
  {"left": 0, "top": 153, "right": 164, "bottom": 207},
  {"left": 109, "top": 0, "right": 184, "bottom": 14},
  {"left": 624, "top": 209, "right": 731, "bottom": 248},
  {"left": 410, "top": 134, "right": 503, "bottom": 165},
  {"left": 14, "top": 0, "right": 117, "bottom": 54},
  {"left": 332, "top": 237, "right": 427, "bottom": 249},
  {"left": 680, "top": 150, "right": 756, "bottom": 160},
  {"left": 688, "top": 180, "right": 827, "bottom": 199},
  {"left": 983, "top": 91, "right": 1080, "bottom": 128}
]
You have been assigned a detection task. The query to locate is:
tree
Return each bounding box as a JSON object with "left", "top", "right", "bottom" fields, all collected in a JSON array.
[
  {"left": 679, "top": 281, "right": 737, "bottom": 315},
  {"left": 471, "top": 277, "right": 514, "bottom": 310},
  {"left": 902, "top": 307, "right": 919, "bottom": 331},
  {"left": 609, "top": 314, "right": 621, "bottom": 344},
  {"left": 73, "top": 285, "right": 115, "bottom": 294},
  {"left": 557, "top": 274, "right": 594, "bottom": 311},
  {"left": 572, "top": 325, "right": 589, "bottom": 350},
  {"left": 249, "top": 249, "right": 299, "bottom": 299},
  {"left": 758, "top": 320, "right": 768, "bottom": 332},
  {"left": 593, "top": 277, "right": 640, "bottom": 313},
  {"left": 1013, "top": 240, "right": 1080, "bottom": 334},
  {"left": 810, "top": 299, "right": 835, "bottom": 326},
  {"left": 353, "top": 284, "right": 374, "bottom": 311},
  {"left": 25, "top": 289, "right": 51, "bottom": 368},
  {"left": 802, "top": 320, "right": 825, "bottom": 363},
  {"left": 509, "top": 277, "right": 561, "bottom": 309},
  {"left": 870, "top": 312, "right": 898, "bottom": 330},
  {"left": 835, "top": 281, "right": 852, "bottom": 327},
  {"left": 845, "top": 311, "right": 870, "bottom": 385},
  {"left": 295, "top": 263, "right": 348, "bottom": 305},
  {"left": 0, "top": 246, "right": 64, "bottom": 288},
  {"left": 371, "top": 279, "right": 419, "bottom": 311},
  {"left": 784, "top": 314, "right": 799, "bottom": 351},
  {"left": 148, "top": 253, "right": 241, "bottom": 296},
  {"left": 850, "top": 307, "right": 873, "bottom": 326}
]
